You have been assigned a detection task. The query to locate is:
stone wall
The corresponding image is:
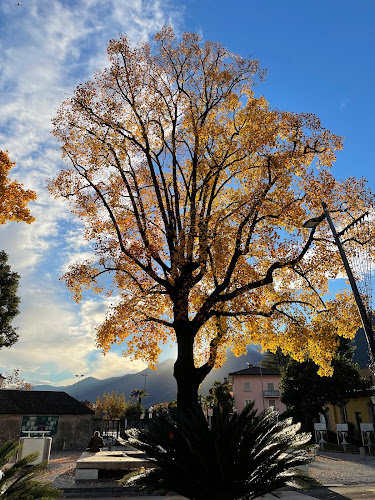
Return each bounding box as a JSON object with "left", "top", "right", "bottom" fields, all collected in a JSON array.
[
  {"left": 0, "top": 414, "right": 104, "bottom": 450},
  {"left": 0, "top": 414, "right": 22, "bottom": 443},
  {"left": 52, "top": 415, "right": 94, "bottom": 450}
]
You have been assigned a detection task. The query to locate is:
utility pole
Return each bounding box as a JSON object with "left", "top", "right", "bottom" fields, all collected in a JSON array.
[{"left": 75, "top": 374, "right": 85, "bottom": 400}]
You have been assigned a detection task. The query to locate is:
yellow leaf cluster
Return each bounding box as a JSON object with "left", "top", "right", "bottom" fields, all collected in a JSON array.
[
  {"left": 0, "top": 150, "right": 36, "bottom": 225},
  {"left": 95, "top": 390, "right": 126, "bottom": 419}
]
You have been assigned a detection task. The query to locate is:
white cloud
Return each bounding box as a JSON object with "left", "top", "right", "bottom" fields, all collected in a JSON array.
[
  {"left": 59, "top": 352, "right": 147, "bottom": 386},
  {"left": 90, "top": 352, "right": 147, "bottom": 380},
  {"left": 0, "top": 0, "right": 179, "bottom": 272},
  {"left": 0, "top": 288, "right": 90, "bottom": 372},
  {"left": 0, "top": 0, "right": 180, "bottom": 386},
  {"left": 0, "top": 284, "right": 137, "bottom": 385}
]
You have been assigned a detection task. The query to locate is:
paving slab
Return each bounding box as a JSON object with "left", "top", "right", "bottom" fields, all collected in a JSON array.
[{"left": 76, "top": 450, "right": 154, "bottom": 471}]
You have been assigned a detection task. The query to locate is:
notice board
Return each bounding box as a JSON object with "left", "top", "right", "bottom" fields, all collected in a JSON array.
[{"left": 20, "top": 416, "right": 59, "bottom": 436}]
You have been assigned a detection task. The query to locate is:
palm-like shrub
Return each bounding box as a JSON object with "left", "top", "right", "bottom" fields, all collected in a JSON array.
[
  {"left": 121, "top": 402, "right": 316, "bottom": 500},
  {"left": 0, "top": 440, "right": 60, "bottom": 499}
]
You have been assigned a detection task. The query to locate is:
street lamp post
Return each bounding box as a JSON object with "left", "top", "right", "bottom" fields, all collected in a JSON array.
[
  {"left": 141, "top": 373, "right": 149, "bottom": 390},
  {"left": 304, "top": 203, "right": 375, "bottom": 372},
  {"left": 75, "top": 374, "right": 84, "bottom": 400},
  {"left": 320, "top": 202, "right": 375, "bottom": 369}
]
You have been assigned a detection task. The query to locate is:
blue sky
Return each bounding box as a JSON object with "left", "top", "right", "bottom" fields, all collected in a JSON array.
[{"left": 0, "top": 0, "right": 374, "bottom": 386}]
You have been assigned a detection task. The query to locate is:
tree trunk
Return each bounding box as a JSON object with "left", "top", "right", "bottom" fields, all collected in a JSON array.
[
  {"left": 173, "top": 322, "right": 214, "bottom": 412},
  {"left": 172, "top": 282, "right": 216, "bottom": 412}
]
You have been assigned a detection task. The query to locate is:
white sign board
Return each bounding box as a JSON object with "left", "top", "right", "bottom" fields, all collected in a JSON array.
[
  {"left": 314, "top": 422, "right": 327, "bottom": 446},
  {"left": 336, "top": 423, "right": 349, "bottom": 447},
  {"left": 336, "top": 424, "right": 348, "bottom": 432},
  {"left": 314, "top": 423, "right": 327, "bottom": 431},
  {"left": 360, "top": 423, "right": 374, "bottom": 432}
]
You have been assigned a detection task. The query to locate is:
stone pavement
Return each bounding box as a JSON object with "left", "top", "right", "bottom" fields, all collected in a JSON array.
[
  {"left": 310, "top": 450, "right": 375, "bottom": 485},
  {"left": 48, "top": 448, "right": 375, "bottom": 499}
]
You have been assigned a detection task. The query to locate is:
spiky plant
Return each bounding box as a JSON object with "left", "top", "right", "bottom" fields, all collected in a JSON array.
[
  {"left": 0, "top": 440, "right": 60, "bottom": 499},
  {"left": 121, "top": 402, "right": 317, "bottom": 500}
]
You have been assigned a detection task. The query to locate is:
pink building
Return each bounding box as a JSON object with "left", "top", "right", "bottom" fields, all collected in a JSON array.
[{"left": 228, "top": 366, "right": 287, "bottom": 415}]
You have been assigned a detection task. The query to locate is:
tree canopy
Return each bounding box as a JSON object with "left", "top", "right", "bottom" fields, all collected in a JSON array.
[
  {"left": 280, "top": 339, "right": 370, "bottom": 431},
  {"left": 130, "top": 388, "right": 149, "bottom": 409},
  {"left": 49, "top": 27, "right": 375, "bottom": 408},
  {"left": 0, "top": 150, "right": 36, "bottom": 225},
  {"left": 209, "top": 380, "right": 234, "bottom": 411},
  {"left": 2, "top": 368, "right": 33, "bottom": 390},
  {"left": 0, "top": 251, "right": 21, "bottom": 350},
  {"left": 95, "top": 390, "right": 126, "bottom": 419}
]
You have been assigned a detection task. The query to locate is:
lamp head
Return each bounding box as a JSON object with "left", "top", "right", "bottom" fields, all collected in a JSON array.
[{"left": 303, "top": 213, "right": 326, "bottom": 229}]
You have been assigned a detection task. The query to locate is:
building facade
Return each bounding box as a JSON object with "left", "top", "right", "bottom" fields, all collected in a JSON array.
[
  {"left": 0, "top": 389, "right": 101, "bottom": 450},
  {"left": 324, "top": 368, "right": 375, "bottom": 439},
  {"left": 228, "top": 366, "right": 287, "bottom": 414}
]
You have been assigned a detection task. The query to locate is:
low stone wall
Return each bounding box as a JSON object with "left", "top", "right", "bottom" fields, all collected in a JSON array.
[{"left": 0, "top": 414, "right": 104, "bottom": 450}]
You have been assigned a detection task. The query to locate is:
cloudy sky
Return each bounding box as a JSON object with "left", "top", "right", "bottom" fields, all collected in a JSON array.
[{"left": 1, "top": 0, "right": 374, "bottom": 387}]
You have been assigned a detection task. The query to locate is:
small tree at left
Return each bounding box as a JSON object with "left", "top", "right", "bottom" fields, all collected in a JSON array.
[
  {"left": 0, "top": 250, "right": 21, "bottom": 350},
  {"left": 0, "top": 150, "right": 36, "bottom": 350},
  {"left": 0, "top": 150, "right": 36, "bottom": 225},
  {"left": 3, "top": 368, "right": 33, "bottom": 390}
]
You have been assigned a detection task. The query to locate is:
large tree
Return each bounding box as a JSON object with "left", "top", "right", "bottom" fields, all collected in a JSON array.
[
  {"left": 0, "top": 150, "right": 36, "bottom": 225},
  {"left": 50, "top": 28, "right": 375, "bottom": 410},
  {"left": 0, "top": 251, "right": 21, "bottom": 349}
]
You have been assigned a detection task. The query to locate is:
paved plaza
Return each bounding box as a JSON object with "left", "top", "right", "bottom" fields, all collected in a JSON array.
[{"left": 46, "top": 447, "right": 375, "bottom": 499}]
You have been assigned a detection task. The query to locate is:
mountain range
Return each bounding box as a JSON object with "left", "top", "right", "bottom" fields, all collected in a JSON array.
[
  {"left": 33, "top": 328, "right": 370, "bottom": 407},
  {"left": 34, "top": 348, "right": 263, "bottom": 407}
]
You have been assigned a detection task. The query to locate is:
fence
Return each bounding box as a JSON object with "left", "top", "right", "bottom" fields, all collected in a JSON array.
[
  {"left": 102, "top": 416, "right": 152, "bottom": 443},
  {"left": 102, "top": 419, "right": 121, "bottom": 443}
]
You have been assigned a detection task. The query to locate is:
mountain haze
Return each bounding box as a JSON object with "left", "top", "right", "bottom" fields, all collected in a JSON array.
[{"left": 34, "top": 349, "right": 263, "bottom": 407}]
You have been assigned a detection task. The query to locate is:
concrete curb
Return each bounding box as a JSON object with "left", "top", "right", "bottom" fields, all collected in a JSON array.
[{"left": 59, "top": 486, "right": 322, "bottom": 499}]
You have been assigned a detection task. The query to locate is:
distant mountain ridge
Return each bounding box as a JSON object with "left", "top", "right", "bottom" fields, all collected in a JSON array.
[
  {"left": 34, "top": 349, "right": 263, "bottom": 407},
  {"left": 34, "top": 330, "right": 370, "bottom": 407}
]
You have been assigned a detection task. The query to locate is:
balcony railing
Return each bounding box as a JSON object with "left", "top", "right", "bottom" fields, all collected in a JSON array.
[{"left": 263, "top": 390, "right": 280, "bottom": 397}]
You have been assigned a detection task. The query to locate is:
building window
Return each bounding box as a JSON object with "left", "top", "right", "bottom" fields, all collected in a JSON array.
[
  {"left": 355, "top": 412, "right": 362, "bottom": 431},
  {"left": 244, "top": 399, "right": 252, "bottom": 407},
  {"left": 268, "top": 399, "right": 276, "bottom": 409},
  {"left": 243, "top": 382, "right": 251, "bottom": 392},
  {"left": 339, "top": 406, "right": 347, "bottom": 424},
  {"left": 267, "top": 382, "right": 275, "bottom": 391}
]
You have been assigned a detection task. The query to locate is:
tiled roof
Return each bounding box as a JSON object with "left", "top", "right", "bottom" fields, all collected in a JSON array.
[
  {"left": 229, "top": 366, "right": 280, "bottom": 376},
  {"left": 0, "top": 390, "right": 94, "bottom": 415}
]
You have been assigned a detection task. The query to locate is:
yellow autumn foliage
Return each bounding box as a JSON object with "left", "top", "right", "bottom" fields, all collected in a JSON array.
[
  {"left": 49, "top": 28, "right": 375, "bottom": 399},
  {"left": 95, "top": 390, "right": 126, "bottom": 419},
  {"left": 0, "top": 150, "right": 36, "bottom": 225}
]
